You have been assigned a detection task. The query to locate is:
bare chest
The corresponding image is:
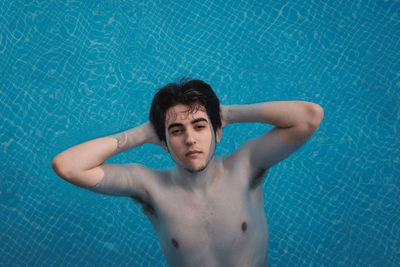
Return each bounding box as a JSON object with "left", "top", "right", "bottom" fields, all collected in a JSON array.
[
  {"left": 165, "top": 185, "right": 248, "bottom": 243},
  {"left": 147, "top": 174, "right": 268, "bottom": 266}
]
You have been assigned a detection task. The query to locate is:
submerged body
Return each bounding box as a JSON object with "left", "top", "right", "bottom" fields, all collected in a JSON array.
[{"left": 52, "top": 82, "right": 323, "bottom": 267}]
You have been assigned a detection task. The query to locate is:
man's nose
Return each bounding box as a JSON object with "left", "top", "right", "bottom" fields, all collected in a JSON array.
[{"left": 185, "top": 129, "right": 196, "bottom": 145}]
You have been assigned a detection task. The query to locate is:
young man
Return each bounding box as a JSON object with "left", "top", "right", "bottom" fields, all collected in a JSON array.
[{"left": 52, "top": 79, "right": 323, "bottom": 267}]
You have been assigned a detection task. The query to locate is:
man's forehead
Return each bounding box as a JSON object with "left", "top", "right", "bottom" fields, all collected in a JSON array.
[{"left": 165, "top": 104, "right": 208, "bottom": 124}]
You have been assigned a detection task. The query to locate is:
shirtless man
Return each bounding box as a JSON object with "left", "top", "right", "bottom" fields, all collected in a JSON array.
[{"left": 51, "top": 79, "right": 324, "bottom": 267}]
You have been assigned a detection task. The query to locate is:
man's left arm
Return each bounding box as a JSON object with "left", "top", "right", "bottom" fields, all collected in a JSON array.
[{"left": 221, "top": 101, "right": 324, "bottom": 171}]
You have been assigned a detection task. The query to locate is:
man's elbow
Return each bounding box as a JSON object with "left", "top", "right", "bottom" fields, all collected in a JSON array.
[
  {"left": 51, "top": 155, "right": 74, "bottom": 180},
  {"left": 305, "top": 103, "right": 324, "bottom": 129}
]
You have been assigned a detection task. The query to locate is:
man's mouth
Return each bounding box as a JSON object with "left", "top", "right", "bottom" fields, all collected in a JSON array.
[{"left": 185, "top": 150, "right": 202, "bottom": 157}]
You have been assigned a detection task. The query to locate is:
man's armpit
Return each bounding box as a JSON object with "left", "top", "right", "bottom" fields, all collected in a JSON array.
[{"left": 250, "top": 168, "right": 268, "bottom": 189}]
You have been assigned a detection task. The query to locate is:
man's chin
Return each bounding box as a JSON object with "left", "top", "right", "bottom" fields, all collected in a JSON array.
[{"left": 185, "top": 164, "right": 207, "bottom": 173}]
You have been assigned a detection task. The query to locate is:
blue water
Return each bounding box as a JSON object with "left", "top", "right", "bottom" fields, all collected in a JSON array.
[{"left": 1, "top": 0, "right": 399, "bottom": 266}]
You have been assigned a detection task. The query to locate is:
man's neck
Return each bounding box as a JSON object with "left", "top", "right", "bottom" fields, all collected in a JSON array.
[{"left": 172, "top": 157, "right": 221, "bottom": 193}]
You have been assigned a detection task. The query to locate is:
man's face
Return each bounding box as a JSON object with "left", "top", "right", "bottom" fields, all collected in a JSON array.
[{"left": 164, "top": 104, "right": 220, "bottom": 172}]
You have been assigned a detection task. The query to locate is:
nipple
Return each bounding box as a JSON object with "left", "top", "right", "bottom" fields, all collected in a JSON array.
[
  {"left": 171, "top": 238, "right": 179, "bottom": 248},
  {"left": 241, "top": 221, "right": 247, "bottom": 232}
]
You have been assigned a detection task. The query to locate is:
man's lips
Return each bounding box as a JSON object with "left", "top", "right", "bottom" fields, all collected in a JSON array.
[{"left": 185, "top": 150, "right": 202, "bottom": 157}]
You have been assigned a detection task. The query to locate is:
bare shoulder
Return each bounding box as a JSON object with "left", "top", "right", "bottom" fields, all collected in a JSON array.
[{"left": 219, "top": 152, "right": 254, "bottom": 181}]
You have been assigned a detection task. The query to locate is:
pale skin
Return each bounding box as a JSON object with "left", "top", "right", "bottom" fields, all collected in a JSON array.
[{"left": 52, "top": 101, "right": 324, "bottom": 267}]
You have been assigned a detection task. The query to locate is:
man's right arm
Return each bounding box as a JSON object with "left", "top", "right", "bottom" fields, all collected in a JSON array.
[{"left": 51, "top": 122, "right": 161, "bottom": 195}]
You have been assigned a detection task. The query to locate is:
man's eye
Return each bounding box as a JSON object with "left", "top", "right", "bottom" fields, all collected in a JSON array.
[{"left": 172, "top": 129, "right": 182, "bottom": 134}]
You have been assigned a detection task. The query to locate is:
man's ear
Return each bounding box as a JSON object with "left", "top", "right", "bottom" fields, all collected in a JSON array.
[
  {"left": 216, "top": 128, "right": 222, "bottom": 143},
  {"left": 161, "top": 141, "right": 169, "bottom": 153}
]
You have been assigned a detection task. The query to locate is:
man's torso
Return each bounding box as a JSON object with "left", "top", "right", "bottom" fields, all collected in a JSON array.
[{"left": 137, "top": 157, "right": 269, "bottom": 267}]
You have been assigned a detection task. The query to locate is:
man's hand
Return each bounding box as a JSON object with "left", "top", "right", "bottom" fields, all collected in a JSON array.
[{"left": 146, "top": 122, "right": 162, "bottom": 146}]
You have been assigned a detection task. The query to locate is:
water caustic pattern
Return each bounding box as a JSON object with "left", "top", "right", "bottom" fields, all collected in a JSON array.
[{"left": 1, "top": 0, "right": 399, "bottom": 266}]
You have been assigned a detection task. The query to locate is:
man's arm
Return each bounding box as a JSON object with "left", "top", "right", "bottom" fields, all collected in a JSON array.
[
  {"left": 221, "top": 101, "right": 324, "bottom": 170},
  {"left": 51, "top": 122, "right": 161, "bottom": 198}
]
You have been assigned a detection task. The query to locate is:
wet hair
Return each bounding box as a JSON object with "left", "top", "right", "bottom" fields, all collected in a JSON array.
[{"left": 149, "top": 78, "right": 221, "bottom": 143}]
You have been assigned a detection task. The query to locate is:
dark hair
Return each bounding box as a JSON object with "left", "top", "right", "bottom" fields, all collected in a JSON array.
[{"left": 149, "top": 78, "right": 221, "bottom": 143}]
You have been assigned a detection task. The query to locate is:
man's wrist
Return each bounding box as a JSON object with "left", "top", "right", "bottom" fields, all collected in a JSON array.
[
  {"left": 107, "top": 122, "right": 156, "bottom": 155},
  {"left": 221, "top": 104, "right": 264, "bottom": 125}
]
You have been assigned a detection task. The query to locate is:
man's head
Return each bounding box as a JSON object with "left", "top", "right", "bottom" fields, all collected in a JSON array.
[{"left": 149, "top": 78, "right": 222, "bottom": 172}]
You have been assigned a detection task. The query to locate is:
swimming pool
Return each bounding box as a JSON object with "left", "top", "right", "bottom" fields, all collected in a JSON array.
[{"left": 1, "top": 0, "right": 399, "bottom": 266}]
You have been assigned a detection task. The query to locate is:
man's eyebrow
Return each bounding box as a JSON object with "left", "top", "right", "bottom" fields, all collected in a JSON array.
[
  {"left": 192, "top": 118, "right": 208, "bottom": 124},
  {"left": 167, "top": 118, "right": 208, "bottom": 131}
]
